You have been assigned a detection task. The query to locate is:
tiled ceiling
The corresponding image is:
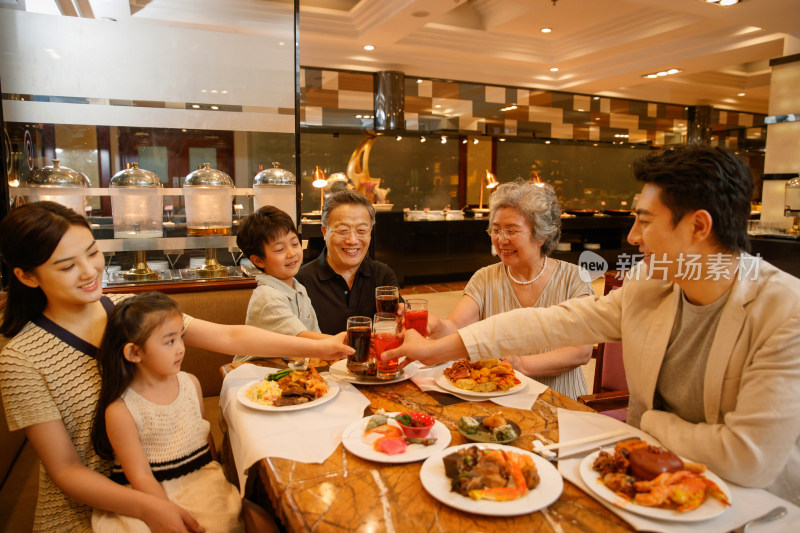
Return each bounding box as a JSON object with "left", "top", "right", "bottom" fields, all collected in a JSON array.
[
  {"left": 298, "top": 0, "right": 799, "bottom": 114},
  {"left": 15, "top": 0, "right": 799, "bottom": 114}
]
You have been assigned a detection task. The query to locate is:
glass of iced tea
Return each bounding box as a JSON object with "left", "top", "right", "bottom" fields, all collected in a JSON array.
[
  {"left": 373, "top": 313, "right": 402, "bottom": 380},
  {"left": 346, "top": 316, "right": 372, "bottom": 375},
  {"left": 375, "top": 286, "right": 399, "bottom": 315},
  {"left": 403, "top": 298, "right": 428, "bottom": 337}
]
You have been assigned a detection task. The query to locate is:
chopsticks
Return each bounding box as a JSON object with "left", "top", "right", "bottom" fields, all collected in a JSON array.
[{"left": 532, "top": 428, "right": 630, "bottom": 459}]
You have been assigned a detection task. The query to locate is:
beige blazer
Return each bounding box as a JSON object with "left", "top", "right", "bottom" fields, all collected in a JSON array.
[{"left": 459, "top": 258, "right": 800, "bottom": 503}]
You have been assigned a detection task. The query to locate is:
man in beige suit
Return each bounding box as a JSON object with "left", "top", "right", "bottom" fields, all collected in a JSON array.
[{"left": 386, "top": 145, "right": 800, "bottom": 504}]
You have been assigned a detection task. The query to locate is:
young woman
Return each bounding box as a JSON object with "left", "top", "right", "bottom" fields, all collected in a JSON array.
[
  {"left": 91, "top": 292, "right": 242, "bottom": 533},
  {"left": 0, "top": 201, "right": 352, "bottom": 533}
]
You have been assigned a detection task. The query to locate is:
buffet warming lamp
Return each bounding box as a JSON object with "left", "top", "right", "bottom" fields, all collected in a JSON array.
[
  {"left": 183, "top": 163, "right": 234, "bottom": 278},
  {"left": 21, "top": 159, "right": 91, "bottom": 215},
  {"left": 109, "top": 162, "right": 163, "bottom": 281},
  {"left": 253, "top": 162, "right": 297, "bottom": 222},
  {"left": 479, "top": 169, "right": 499, "bottom": 211},
  {"left": 786, "top": 176, "right": 800, "bottom": 235},
  {"left": 312, "top": 166, "right": 328, "bottom": 213}
]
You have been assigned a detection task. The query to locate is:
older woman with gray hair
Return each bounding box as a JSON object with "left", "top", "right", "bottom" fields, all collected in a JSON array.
[{"left": 427, "top": 180, "right": 594, "bottom": 399}]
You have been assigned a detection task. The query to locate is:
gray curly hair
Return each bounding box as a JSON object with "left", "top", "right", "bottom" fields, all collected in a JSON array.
[{"left": 488, "top": 180, "right": 562, "bottom": 255}]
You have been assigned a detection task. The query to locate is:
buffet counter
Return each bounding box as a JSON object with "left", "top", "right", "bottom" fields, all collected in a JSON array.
[{"left": 302, "top": 211, "right": 638, "bottom": 286}]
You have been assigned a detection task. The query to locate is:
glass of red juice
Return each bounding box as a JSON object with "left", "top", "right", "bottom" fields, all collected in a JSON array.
[
  {"left": 375, "top": 286, "right": 399, "bottom": 315},
  {"left": 403, "top": 298, "right": 428, "bottom": 337},
  {"left": 373, "top": 313, "right": 401, "bottom": 380},
  {"left": 346, "top": 316, "right": 372, "bottom": 375}
]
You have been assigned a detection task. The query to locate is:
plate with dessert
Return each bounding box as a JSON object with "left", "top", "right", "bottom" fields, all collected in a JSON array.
[
  {"left": 579, "top": 439, "right": 732, "bottom": 522},
  {"left": 341, "top": 410, "right": 451, "bottom": 463}
]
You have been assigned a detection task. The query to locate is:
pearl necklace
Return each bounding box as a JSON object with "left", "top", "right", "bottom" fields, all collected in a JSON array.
[{"left": 506, "top": 256, "right": 548, "bottom": 285}]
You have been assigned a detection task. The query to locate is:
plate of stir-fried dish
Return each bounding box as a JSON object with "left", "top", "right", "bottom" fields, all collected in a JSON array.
[
  {"left": 580, "top": 439, "right": 732, "bottom": 522},
  {"left": 237, "top": 365, "right": 339, "bottom": 412},
  {"left": 419, "top": 443, "right": 563, "bottom": 516},
  {"left": 436, "top": 359, "right": 525, "bottom": 398}
]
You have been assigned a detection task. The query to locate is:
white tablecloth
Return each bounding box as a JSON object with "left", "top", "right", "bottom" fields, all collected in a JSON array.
[
  {"left": 220, "top": 364, "right": 371, "bottom": 494},
  {"left": 557, "top": 408, "right": 799, "bottom": 533},
  {"left": 410, "top": 363, "right": 548, "bottom": 409}
]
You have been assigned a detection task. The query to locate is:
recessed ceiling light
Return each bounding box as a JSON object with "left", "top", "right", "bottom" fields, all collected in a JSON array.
[
  {"left": 417, "top": 79, "right": 423, "bottom": 84},
  {"left": 719, "top": 0, "right": 739, "bottom": 5},
  {"left": 545, "top": 140, "right": 551, "bottom": 144},
  {"left": 738, "top": 92, "right": 746, "bottom": 96},
  {"left": 363, "top": 45, "right": 375, "bottom": 51},
  {"left": 667, "top": 68, "right": 680, "bottom": 75},
  {"left": 396, "top": 136, "right": 402, "bottom": 141},
  {"left": 420, "top": 137, "right": 426, "bottom": 143},
  {"left": 210, "top": 105, "right": 219, "bottom": 110},
  {"left": 473, "top": 138, "right": 479, "bottom": 144},
  {"left": 657, "top": 71, "right": 668, "bottom": 76},
  {"left": 550, "top": 67, "right": 559, "bottom": 72},
  {"left": 540, "top": 28, "right": 552, "bottom": 33},
  {"left": 434, "top": 104, "right": 441, "bottom": 108},
  {"left": 192, "top": 104, "right": 200, "bottom": 109}
]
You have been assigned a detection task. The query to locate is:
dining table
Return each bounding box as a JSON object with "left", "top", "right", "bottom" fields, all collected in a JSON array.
[{"left": 220, "top": 359, "right": 636, "bottom": 532}]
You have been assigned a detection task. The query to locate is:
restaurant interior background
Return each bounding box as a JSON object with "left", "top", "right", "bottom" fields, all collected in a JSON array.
[{"left": 3, "top": 0, "right": 794, "bottom": 219}]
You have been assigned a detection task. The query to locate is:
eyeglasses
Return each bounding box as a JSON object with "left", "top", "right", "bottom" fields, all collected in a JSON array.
[
  {"left": 486, "top": 228, "right": 529, "bottom": 239},
  {"left": 329, "top": 226, "right": 371, "bottom": 238}
]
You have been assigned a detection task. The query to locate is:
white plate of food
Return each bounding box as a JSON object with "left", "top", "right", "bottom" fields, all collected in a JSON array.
[
  {"left": 342, "top": 412, "right": 451, "bottom": 464},
  {"left": 328, "top": 359, "right": 419, "bottom": 385},
  {"left": 237, "top": 370, "right": 340, "bottom": 412},
  {"left": 433, "top": 367, "right": 527, "bottom": 398},
  {"left": 420, "top": 443, "right": 563, "bottom": 516},
  {"left": 579, "top": 446, "right": 732, "bottom": 522}
]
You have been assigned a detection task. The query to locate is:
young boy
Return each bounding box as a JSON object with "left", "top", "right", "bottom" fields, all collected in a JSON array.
[{"left": 234, "top": 206, "right": 326, "bottom": 362}]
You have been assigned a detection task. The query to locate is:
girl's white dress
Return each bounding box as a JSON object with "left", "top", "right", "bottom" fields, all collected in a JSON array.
[{"left": 92, "top": 372, "right": 243, "bottom": 533}]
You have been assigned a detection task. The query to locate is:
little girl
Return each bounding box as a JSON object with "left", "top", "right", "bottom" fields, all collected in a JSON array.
[{"left": 90, "top": 292, "right": 243, "bottom": 533}]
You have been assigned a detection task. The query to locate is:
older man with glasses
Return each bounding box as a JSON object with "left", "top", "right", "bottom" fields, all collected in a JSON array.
[{"left": 296, "top": 190, "right": 401, "bottom": 334}]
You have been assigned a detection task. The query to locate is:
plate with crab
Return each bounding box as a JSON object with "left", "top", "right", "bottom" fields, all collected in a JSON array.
[{"left": 579, "top": 441, "right": 732, "bottom": 522}]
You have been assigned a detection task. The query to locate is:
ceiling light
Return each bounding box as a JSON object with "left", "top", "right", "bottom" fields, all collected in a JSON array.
[
  {"left": 540, "top": 28, "right": 552, "bottom": 33},
  {"left": 667, "top": 68, "right": 680, "bottom": 75},
  {"left": 192, "top": 104, "right": 200, "bottom": 109},
  {"left": 396, "top": 136, "right": 402, "bottom": 141},
  {"left": 210, "top": 105, "right": 219, "bottom": 110},
  {"left": 420, "top": 137, "right": 426, "bottom": 143},
  {"left": 657, "top": 71, "right": 668, "bottom": 76},
  {"left": 356, "top": 114, "right": 362, "bottom": 118},
  {"left": 462, "top": 139, "right": 467, "bottom": 144},
  {"left": 434, "top": 104, "right": 441, "bottom": 108},
  {"left": 719, "top": 0, "right": 739, "bottom": 5},
  {"left": 550, "top": 67, "right": 559, "bottom": 72},
  {"left": 441, "top": 136, "right": 447, "bottom": 144},
  {"left": 499, "top": 138, "right": 506, "bottom": 142},
  {"left": 545, "top": 140, "right": 551, "bottom": 144},
  {"left": 473, "top": 139, "right": 479, "bottom": 144},
  {"left": 738, "top": 92, "right": 746, "bottom": 96},
  {"left": 363, "top": 45, "right": 375, "bottom": 51},
  {"left": 642, "top": 68, "right": 681, "bottom": 79},
  {"left": 417, "top": 79, "right": 423, "bottom": 84}
]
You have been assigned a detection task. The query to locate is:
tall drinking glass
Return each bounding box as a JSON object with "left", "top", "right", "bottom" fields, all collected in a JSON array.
[
  {"left": 346, "top": 316, "right": 372, "bottom": 375},
  {"left": 373, "top": 313, "right": 402, "bottom": 380},
  {"left": 375, "top": 286, "right": 399, "bottom": 315},
  {"left": 404, "top": 298, "right": 429, "bottom": 337}
]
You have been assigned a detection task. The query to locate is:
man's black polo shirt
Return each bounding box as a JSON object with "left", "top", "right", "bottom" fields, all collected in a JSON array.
[{"left": 296, "top": 249, "right": 400, "bottom": 334}]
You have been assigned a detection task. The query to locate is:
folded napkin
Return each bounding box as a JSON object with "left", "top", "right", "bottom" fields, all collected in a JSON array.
[
  {"left": 556, "top": 408, "right": 799, "bottom": 533},
  {"left": 410, "top": 363, "right": 548, "bottom": 409},
  {"left": 220, "top": 364, "right": 371, "bottom": 494}
]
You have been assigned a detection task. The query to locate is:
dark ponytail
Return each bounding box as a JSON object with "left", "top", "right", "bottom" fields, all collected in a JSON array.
[
  {"left": 91, "top": 292, "right": 182, "bottom": 460},
  {"left": 0, "top": 202, "right": 91, "bottom": 337}
]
